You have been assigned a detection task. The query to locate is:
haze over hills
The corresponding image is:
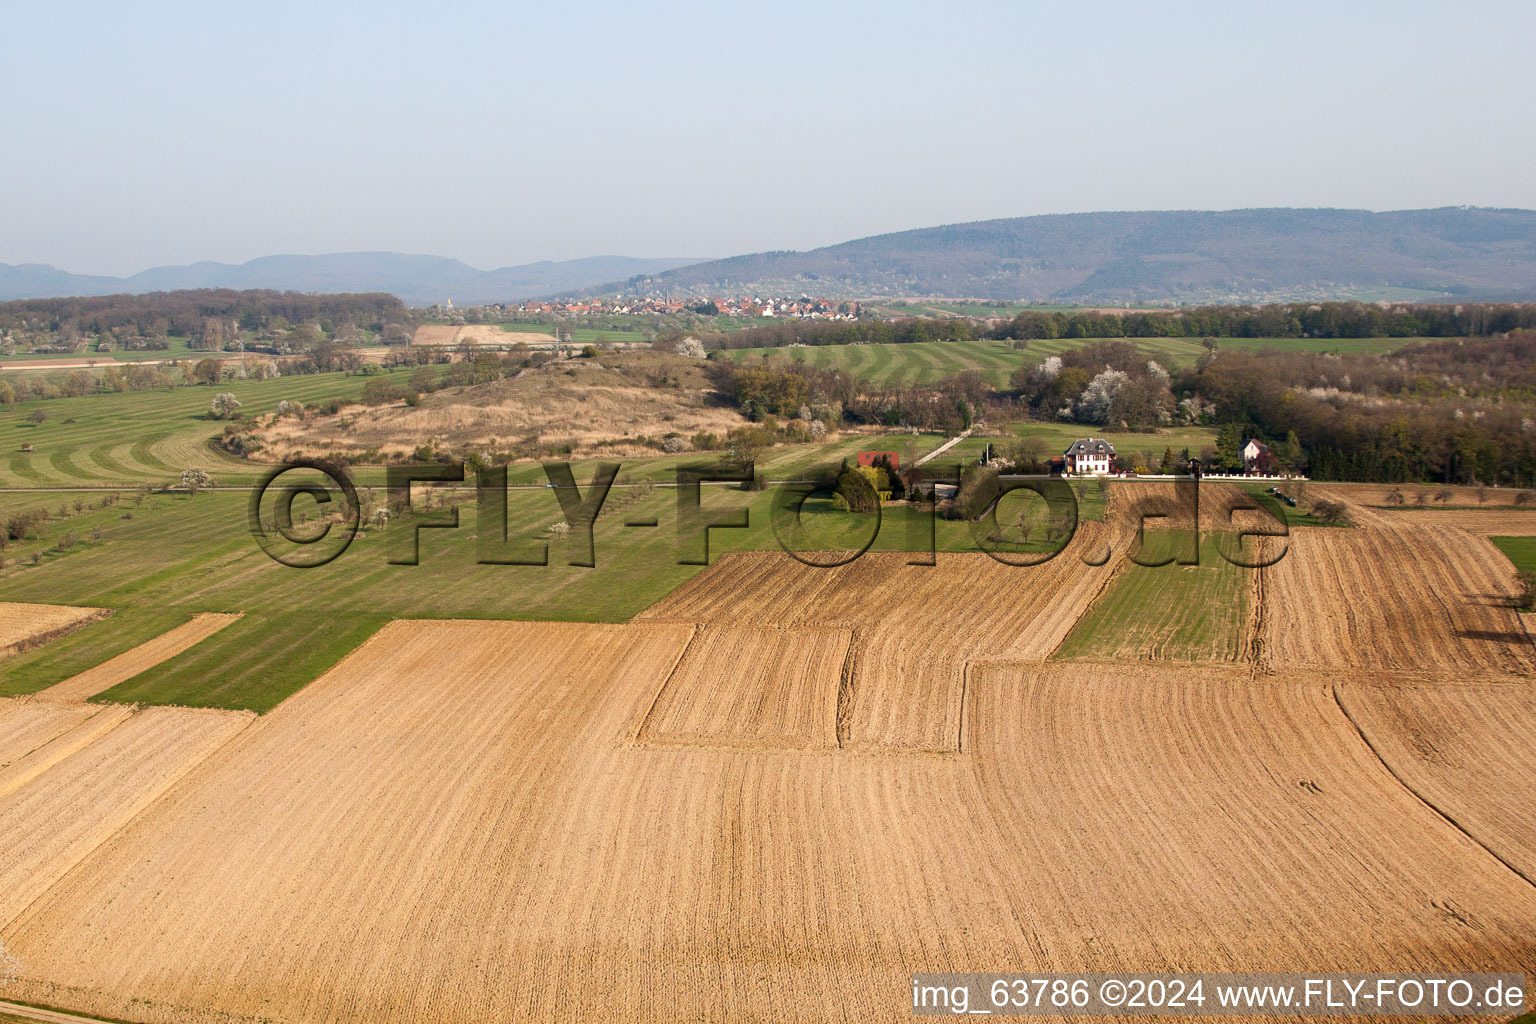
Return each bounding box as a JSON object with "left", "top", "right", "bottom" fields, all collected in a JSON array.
[
  {"left": 596, "top": 207, "right": 1536, "bottom": 304},
  {"left": 5, "top": 208, "right": 1535, "bottom": 307},
  {"left": 0, "top": 253, "right": 703, "bottom": 306}
]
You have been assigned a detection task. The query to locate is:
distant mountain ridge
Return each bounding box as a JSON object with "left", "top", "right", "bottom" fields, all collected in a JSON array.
[
  {"left": 0, "top": 253, "right": 703, "bottom": 306},
  {"left": 7, "top": 208, "right": 1535, "bottom": 307},
  {"left": 595, "top": 207, "right": 1536, "bottom": 303}
]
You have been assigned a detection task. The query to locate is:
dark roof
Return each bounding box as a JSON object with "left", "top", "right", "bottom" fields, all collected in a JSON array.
[{"left": 1064, "top": 438, "right": 1116, "bottom": 456}]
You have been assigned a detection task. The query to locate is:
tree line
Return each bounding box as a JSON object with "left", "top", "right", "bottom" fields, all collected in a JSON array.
[
  {"left": 0, "top": 290, "right": 411, "bottom": 340},
  {"left": 667, "top": 301, "right": 1536, "bottom": 353}
]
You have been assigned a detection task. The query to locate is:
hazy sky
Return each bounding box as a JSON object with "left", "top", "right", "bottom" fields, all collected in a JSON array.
[{"left": 5, "top": 0, "right": 1535, "bottom": 276}]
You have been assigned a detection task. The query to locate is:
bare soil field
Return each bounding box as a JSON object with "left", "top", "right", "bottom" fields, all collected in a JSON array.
[
  {"left": 0, "top": 706, "right": 250, "bottom": 928},
  {"left": 1338, "top": 676, "right": 1536, "bottom": 883},
  {"left": 1255, "top": 521, "right": 1535, "bottom": 673},
  {"left": 1371, "top": 508, "right": 1536, "bottom": 534},
  {"left": 638, "top": 624, "right": 849, "bottom": 750},
  {"left": 36, "top": 613, "right": 241, "bottom": 703},
  {"left": 638, "top": 534, "right": 1126, "bottom": 753},
  {"left": 0, "top": 604, "right": 108, "bottom": 661},
  {"left": 0, "top": 700, "right": 98, "bottom": 770},
  {"left": 409, "top": 324, "right": 458, "bottom": 346},
  {"left": 3, "top": 648, "right": 1533, "bottom": 1023},
  {"left": 410, "top": 324, "right": 555, "bottom": 347},
  {"left": 0, "top": 701, "right": 134, "bottom": 801}
]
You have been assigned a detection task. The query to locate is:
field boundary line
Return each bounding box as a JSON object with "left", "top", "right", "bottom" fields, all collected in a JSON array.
[
  {"left": 0, "top": 998, "right": 120, "bottom": 1024},
  {"left": 0, "top": 705, "right": 134, "bottom": 802},
  {"left": 1244, "top": 537, "right": 1269, "bottom": 672},
  {"left": 631, "top": 623, "right": 699, "bottom": 742},
  {"left": 0, "top": 710, "right": 257, "bottom": 938},
  {"left": 956, "top": 661, "right": 973, "bottom": 753},
  {"left": 1331, "top": 683, "right": 1536, "bottom": 893}
]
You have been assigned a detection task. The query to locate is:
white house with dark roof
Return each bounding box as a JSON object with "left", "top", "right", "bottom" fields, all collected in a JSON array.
[
  {"left": 1243, "top": 439, "right": 1276, "bottom": 474},
  {"left": 1064, "top": 438, "right": 1116, "bottom": 475}
]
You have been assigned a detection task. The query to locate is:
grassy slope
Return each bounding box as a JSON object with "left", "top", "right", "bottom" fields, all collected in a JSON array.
[{"left": 0, "top": 369, "right": 393, "bottom": 488}]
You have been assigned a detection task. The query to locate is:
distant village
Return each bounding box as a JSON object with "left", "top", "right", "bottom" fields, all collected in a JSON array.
[{"left": 451, "top": 296, "right": 861, "bottom": 320}]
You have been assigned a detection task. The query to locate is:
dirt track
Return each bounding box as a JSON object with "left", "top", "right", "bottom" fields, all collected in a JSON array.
[{"left": 36, "top": 614, "right": 241, "bottom": 703}]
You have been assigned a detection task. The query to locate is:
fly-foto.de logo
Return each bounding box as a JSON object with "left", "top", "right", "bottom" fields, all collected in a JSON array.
[{"left": 248, "top": 460, "right": 1290, "bottom": 570}]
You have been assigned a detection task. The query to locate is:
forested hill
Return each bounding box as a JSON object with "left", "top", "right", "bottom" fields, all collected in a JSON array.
[{"left": 598, "top": 208, "right": 1536, "bottom": 303}]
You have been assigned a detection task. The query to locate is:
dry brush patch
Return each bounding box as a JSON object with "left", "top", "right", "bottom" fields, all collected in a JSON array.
[
  {"left": 35, "top": 613, "right": 242, "bottom": 703},
  {"left": 0, "top": 604, "right": 109, "bottom": 661},
  {"left": 1337, "top": 676, "right": 1536, "bottom": 884},
  {"left": 257, "top": 353, "right": 746, "bottom": 460},
  {"left": 6, "top": 634, "right": 1535, "bottom": 1023},
  {"left": 1256, "top": 521, "right": 1535, "bottom": 674}
]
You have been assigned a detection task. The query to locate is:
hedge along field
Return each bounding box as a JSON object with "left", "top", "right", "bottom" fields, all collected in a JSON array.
[{"left": 0, "top": 467, "right": 1056, "bottom": 712}]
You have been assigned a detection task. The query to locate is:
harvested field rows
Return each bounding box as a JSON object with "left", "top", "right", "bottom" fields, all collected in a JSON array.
[
  {"left": 638, "top": 530, "right": 1126, "bottom": 752},
  {"left": 1376, "top": 509, "right": 1536, "bottom": 534},
  {"left": 0, "top": 700, "right": 99, "bottom": 769},
  {"left": 0, "top": 705, "right": 251, "bottom": 929},
  {"left": 1256, "top": 523, "right": 1535, "bottom": 673},
  {"left": 639, "top": 625, "right": 848, "bottom": 750},
  {"left": 37, "top": 613, "right": 241, "bottom": 703},
  {"left": 1339, "top": 677, "right": 1536, "bottom": 883},
  {"left": 0, "top": 604, "right": 107, "bottom": 660},
  {"left": 0, "top": 700, "right": 134, "bottom": 801},
  {"left": 967, "top": 665, "right": 1536, "bottom": 971},
  {"left": 4, "top": 646, "right": 1534, "bottom": 1023}
]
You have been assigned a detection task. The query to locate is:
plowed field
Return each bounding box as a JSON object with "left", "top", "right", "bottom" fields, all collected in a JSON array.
[
  {"left": 1338, "top": 677, "right": 1536, "bottom": 883},
  {"left": 3, "top": 642, "right": 1534, "bottom": 1023},
  {"left": 0, "top": 706, "right": 250, "bottom": 927},
  {"left": 638, "top": 624, "right": 849, "bottom": 749},
  {"left": 1256, "top": 522, "right": 1534, "bottom": 673}
]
